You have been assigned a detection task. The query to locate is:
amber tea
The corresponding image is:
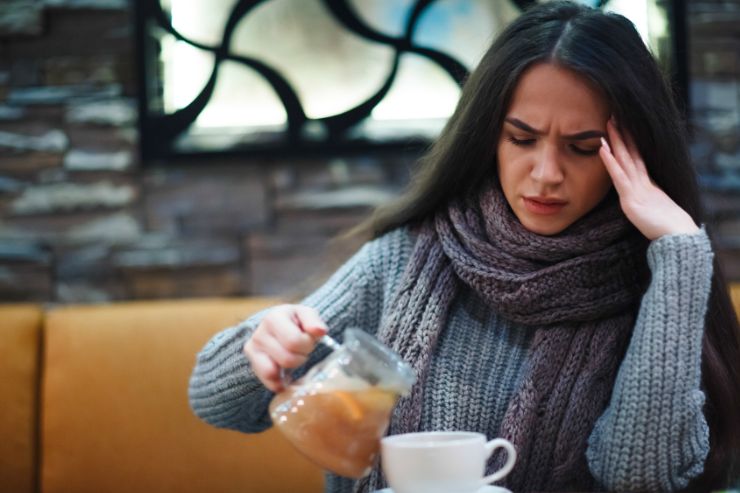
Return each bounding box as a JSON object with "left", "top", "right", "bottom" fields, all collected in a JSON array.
[
  {"left": 267, "top": 328, "right": 414, "bottom": 478},
  {"left": 270, "top": 384, "right": 399, "bottom": 478}
]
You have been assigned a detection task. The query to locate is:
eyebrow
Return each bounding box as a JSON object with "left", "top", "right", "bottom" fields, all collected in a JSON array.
[{"left": 504, "top": 117, "right": 605, "bottom": 140}]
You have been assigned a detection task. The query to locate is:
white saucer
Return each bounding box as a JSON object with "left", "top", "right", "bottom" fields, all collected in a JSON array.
[{"left": 373, "top": 486, "right": 511, "bottom": 493}]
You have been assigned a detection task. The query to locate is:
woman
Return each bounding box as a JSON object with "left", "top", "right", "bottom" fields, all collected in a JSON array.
[{"left": 189, "top": 2, "right": 740, "bottom": 491}]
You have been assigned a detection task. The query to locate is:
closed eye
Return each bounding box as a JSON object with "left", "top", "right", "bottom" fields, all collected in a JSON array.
[
  {"left": 570, "top": 144, "right": 600, "bottom": 156},
  {"left": 507, "top": 136, "right": 535, "bottom": 147},
  {"left": 507, "top": 135, "right": 600, "bottom": 157}
]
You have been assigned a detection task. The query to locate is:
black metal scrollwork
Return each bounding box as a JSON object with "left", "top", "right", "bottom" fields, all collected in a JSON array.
[{"left": 134, "top": 0, "right": 628, "bottom": 160}]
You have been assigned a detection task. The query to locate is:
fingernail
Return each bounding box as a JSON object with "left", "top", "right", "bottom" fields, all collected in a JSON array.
[{"left": 601, "top": 137, "right": 611, "bottom": 153}]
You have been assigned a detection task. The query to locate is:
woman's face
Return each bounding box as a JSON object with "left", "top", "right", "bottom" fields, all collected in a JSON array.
[{"left": 497, "top": 62, "right": 612, "bottom": 236}]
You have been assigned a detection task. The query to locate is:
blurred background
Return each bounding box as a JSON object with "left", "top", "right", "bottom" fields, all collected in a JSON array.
[{"left": 0, "top": 0, "right": 738, "bottom": 304}]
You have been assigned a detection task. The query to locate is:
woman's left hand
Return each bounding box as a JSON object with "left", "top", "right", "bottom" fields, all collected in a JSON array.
[{"left": 599, "top": 118, "right": 699, "bottom": 241}]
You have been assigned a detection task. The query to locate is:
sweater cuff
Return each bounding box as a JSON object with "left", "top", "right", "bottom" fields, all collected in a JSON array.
[
  {"left": 646, "top": 226, "right": 713, "bottom": 274},
  {"left": 188, "top": 316, "right": 274, "bottom": 432}
]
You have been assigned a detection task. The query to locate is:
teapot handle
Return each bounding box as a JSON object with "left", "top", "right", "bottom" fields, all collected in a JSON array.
[
  {"left": 319, "top": 334, "right": 342, "bottom": 351},
  {"left": 278, "top": 334, "right": 342, "bottom": 388},
  {"left": 279, "top": 367, "right": 293, "bottom": 388}
]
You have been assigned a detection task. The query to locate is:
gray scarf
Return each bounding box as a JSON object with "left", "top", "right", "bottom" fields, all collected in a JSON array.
[{"left": 355, "top": 184, "right": 647, "bottom": 492}]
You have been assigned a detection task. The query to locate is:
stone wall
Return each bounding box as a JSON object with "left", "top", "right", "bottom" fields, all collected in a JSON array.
[{"left": 0, "top": 1, "right": 738, "bottom": 303}]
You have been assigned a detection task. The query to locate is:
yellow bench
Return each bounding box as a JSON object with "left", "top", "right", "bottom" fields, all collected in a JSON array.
[
  {"left": 1, "top": 286, "right": 739, "bottom": 492},
  {"left": 0, "top": 298, "right": 323, "bottom": 493}
]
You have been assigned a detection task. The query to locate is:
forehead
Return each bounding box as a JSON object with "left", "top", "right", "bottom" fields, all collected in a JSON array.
[{"left": 507, "top": 62, "right": 609, "bottom": 124}]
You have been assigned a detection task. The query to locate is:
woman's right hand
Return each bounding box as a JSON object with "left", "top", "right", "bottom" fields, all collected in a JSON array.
[{"left": 243, "top": 304, "right": 328, "bottom": 392}]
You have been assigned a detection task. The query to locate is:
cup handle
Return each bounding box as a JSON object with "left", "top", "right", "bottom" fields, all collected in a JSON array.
[{"left": 480, "top": 438, "right": 517, "bottom": 485}]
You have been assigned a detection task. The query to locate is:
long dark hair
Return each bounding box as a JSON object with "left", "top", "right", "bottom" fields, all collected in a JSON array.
[{"left": 355, "top": 1, "right": 740, "bottom": 489}]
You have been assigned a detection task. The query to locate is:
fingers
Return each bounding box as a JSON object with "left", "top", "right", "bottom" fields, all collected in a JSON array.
[
  {"left": 605, "top": 118, "right": 638, "bottom": 182},
  {"left": 600, "top": 138, "right": 629, "bottom": 195},
  {"left": 244, "top": 304, "right": 328, "bottom": 392},
  {"left": 266, "top": 306, "right": 320, "bottom": 355},
  {"left": 255, "top": 331, "right": 309, "bottom": 368},
  {"left": 620, "top": 127, "right": 651, "bottom": 182},
  {"left": 603, "top": 117, "right": 653, "bottom": 187},
  {"left": 248, "top": 348, "right": 283, "bottom": 392},
  {"left": 293, "top": 305, "right": 328, "bottom": 339}
]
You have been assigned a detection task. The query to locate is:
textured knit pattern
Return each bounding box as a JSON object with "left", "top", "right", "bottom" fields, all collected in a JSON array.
[
  {"left": 188, "top": 227, "right": 713, "bottom": 493},
  {"left": 358, "top": 186, "right": 646, "bottom": 493},
  {"left": 422, "top": 299, "right": 531, "bottom": 434},
  {"left": 586, "top": 231, "right": 713, "bottom": 491}
]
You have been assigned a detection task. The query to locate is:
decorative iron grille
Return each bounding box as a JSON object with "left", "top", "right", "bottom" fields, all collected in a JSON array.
[{"left": 134, "top": 0, "right": 686, "bottom": 162}]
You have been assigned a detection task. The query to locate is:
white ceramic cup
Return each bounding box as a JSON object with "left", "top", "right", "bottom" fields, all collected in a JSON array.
[{"left": 381, "top": 431, "right": 516, "bottom": 493}]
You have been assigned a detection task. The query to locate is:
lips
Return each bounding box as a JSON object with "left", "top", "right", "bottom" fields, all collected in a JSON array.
[{"left": 522, "top": 196, "right": 567, "bottom": 215}]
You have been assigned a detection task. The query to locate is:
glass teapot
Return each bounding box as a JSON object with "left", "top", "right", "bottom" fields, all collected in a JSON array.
[{"left": 269, "top": 328, "right": 415, "bottom": 478}]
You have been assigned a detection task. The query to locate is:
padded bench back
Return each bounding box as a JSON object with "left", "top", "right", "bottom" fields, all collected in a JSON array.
[
  {"left": 0, "top": 304, "right": 43, "bottom": 493},
  {"left": 41, "top": 298, "right": 324, "bottom": 493}
]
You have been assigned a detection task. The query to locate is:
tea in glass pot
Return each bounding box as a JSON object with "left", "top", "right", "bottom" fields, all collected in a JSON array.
[{"left": 269, "top": 328, "right": 415, "bottom": 478}]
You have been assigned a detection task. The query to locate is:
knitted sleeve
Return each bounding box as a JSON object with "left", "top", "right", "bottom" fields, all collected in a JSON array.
[
  {"left": 586, "top": 228, "right": 713, "bottom": 491},
  {"left": 187, "top": 228, "right": 413, "bottom": 434}
]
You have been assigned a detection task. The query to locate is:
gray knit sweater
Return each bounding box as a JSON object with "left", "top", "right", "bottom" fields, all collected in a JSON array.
[{"left": 188, "top": 227, "right": 713, "bottom": 492}]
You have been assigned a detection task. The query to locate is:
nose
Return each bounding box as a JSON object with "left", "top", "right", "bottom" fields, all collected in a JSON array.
[{"left": 530, "top": 144, "right": 564, "bottom": 185}]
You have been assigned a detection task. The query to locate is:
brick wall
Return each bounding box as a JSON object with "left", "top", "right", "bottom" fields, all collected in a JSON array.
[{"left": 0, "top": 1, "right": 738, "bottom": 303}]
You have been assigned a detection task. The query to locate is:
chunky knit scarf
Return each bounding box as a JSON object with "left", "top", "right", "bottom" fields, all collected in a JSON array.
[{"left": 354, "top": 184, "right": 647, "bottom": 492}]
